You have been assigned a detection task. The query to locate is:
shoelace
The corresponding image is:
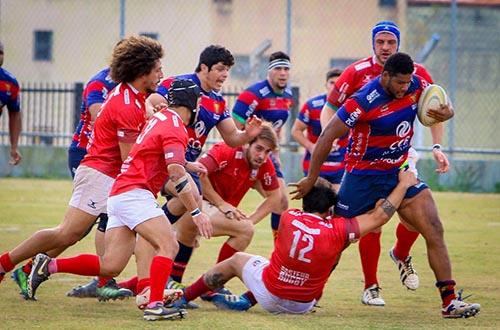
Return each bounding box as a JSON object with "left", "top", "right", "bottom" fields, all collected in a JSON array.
[
  {"left": 368, "top": 286, "right": 381, "bottom": 298},
  {"left": 456, "top": 289, "right": 472, "bottom": 302}
]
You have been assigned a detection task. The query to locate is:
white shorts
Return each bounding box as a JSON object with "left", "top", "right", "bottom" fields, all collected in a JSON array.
[
  {"left": 107, "top": 188, "right": 165, "bottom": 231},
  {"left": 69, "top": 165, "right": 114, "bottom": 216},
  {"left": 242, "top": 256, "right": 316, "bottom": 314}
]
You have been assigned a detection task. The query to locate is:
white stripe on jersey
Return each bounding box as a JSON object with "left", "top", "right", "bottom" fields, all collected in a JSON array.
[{"left": 354, "top": 61, "right": 371, "bottom": 72}]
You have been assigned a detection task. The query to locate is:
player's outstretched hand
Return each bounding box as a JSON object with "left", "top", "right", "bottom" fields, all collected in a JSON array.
[
  {"left": 245, "top": 115, "right": 263, "bottom": 140},
  {"left": 9, "top": 148, "right": 22, "bottom": 166},
  {"left": 432, "top": 148, "right": 450, "bottom": 174},
  {"left": 289, "top": 176, "right": 315, "bottom": 200},
  {"left": 427, "top": 103, "right": 454, "bottom": 122},
  {"left": 398, "top": 168, "right": 418, "bottom": 188},
  {"left": 186, "top": 161, "right": 207, "bottom": 175},
  {"left": 218, "top": 201, "right": 247, "bottom": 221},
  {"left": 192, "top": 212, "right": 213, "bottom": 239}
]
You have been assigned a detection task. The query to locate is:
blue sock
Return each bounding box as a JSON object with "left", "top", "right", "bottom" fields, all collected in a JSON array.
[
  {"left": 271, "top": 213, "right": 281, "bottom": 231},
  {"left": 171, "top": 242, "right": 193, "bottom": 283}
]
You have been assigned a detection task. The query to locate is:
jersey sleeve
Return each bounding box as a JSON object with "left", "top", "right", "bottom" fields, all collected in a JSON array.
[
  {"left": 163, "top": 128, "right": 187, "bottom": 167},
  {"left": 297, "top": 101, "right": 310, "bottom": 124},
  {"left": 336, "top": 97, "right": 366, "bottom": 128},
  {"left": 232, "top": 90, "right": 259, "bottom": 124},
  {"left": 115, "top": 104, "right": 144, "bottom": 144},
  {"left": 198, "top": 143, "right": 232, "bottom": 174},
  {"left": 6, "top": 79, "right": 21, "bottom": 113},
  {"left": 259, "top": 158, "right": 280, "bottom": 191},
  {"left": 86, "top": 80, "right": 108, "bottom": 107},
  {"left": 327, "top": 66, "right": 357, "bottom": 109},
  {"left": 333, "top": 216, "right": 361, "bottom": 250},
  {"left": 414, "top": 64, "right": 434, "bottom": 84}
]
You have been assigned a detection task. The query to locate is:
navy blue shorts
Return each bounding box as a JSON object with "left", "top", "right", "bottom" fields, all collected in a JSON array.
[
  {"left": 270, "top": 153, "right": 284, "bottom": 179},
  {"left": 334, "top": 172, "right": 428, "bottom": 218},
  {"left": 68, "top": 147, "right": 87, "bottom": 178}
]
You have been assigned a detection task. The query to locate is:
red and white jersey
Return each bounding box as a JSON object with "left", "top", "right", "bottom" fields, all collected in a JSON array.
[
  {"left": 198, "top": 142, "right": 279, "bottom": 207},
  {"left": 262, "top": 209, "right": 360, "bottom": 302},
  {"left": 110, "top": 109, "right": 188, "bottom": 197},
  {"left": 82, "top": 83, "right": 147, "bottom": 178},
  {"left": 327, "top": 56, "right": 433, "bottom": 109}
]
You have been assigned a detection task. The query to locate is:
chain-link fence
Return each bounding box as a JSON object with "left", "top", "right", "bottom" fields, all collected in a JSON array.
[{"left": 0, "top": 0, "right": 499, "bottom": 188}]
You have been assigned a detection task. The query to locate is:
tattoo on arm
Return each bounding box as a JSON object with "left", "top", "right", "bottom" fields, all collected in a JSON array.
[
  {"left": 204, "top": 272, "right": 227, "bottom": 289},
  {"left": 381, "top": 199, "right": 396, "bottom": 218}
]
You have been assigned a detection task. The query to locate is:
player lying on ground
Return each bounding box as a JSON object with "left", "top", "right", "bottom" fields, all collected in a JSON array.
[{"left": 171, "top": 169, "right": 432, "bottom": 315}]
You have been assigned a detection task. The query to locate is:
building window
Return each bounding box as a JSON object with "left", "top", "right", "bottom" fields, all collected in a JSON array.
[
  {"left": 140, "top": 32, "right": 159, "bottom": 40},
  {"left": 379, "top": 0, "right": 397, "bottom": 7},
  {"left": 34, "top": 30, "right": 53, "bottom": 61}
]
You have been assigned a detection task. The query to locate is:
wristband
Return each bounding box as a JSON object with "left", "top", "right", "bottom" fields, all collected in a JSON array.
[
  {"left": 432, "top": 144, "right": 442, "bottom": 151},
  {"left": 190, "top": 208, "right": 202, "bottom": 218}
]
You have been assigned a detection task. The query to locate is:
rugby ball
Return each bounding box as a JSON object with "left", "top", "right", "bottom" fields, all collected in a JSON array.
[{"left": 417, "top": 84, "right": 448, "bottom": 127}]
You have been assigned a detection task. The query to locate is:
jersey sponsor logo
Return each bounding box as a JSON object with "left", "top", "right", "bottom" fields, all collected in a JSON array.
[
  {"left": 291, "top": 219, "right": 321, "bottom": 235},
  {"left": 87, "top": 199, "right": 97, "bottom": 209},
  {"left": 117, "top": 130, "right": 125, "bottom": 137},
  {"left": 395, "top": 121, "right": 411, "bottom": 138},
  {"left": 366, "top": 89, "right": 380, "bottom": 104},
  {"left": 263, "top": 172, "right": 272, "bottom": 186},
  {"left": 213, "top": 114, "right": 220, "bottom": 120},
  {"left": 194, "top": 120, "right": 206, "bottom": 138},
  {"left": 252, "top": 258, "right": 262, "bottom": 267},
  {"left": 218, "top": 160, "right": 228, "bottom": 169},
  {"left": 345, "top": 108, "right": 362, "bottom": 127},
  {"left": 102, "top": 87, "right": 109, "bottom": 100},
  {"left": 272, "top": 119, "right": 284, "bottom": 129},
  {"left": 277, "top": 265, "right": 310, "bottom": 286},
  {"left": 235, "top": 151, "right": 243, "bottom": 159},
  {"left": 250, "top": 169, "right": 258, "bottom": 180},
  {"left": 311, "top": 99, "right": 325, "bottom": 108},
  {"left": 337, "top": 201, "right": 349, "bottom": 210},
  {"left": 124, "top": 89, "right": 130, "bottom": 105},
  {"left": 172, "top": 115, "right": 180, "bottom": 127},
  {"left": 245, "top": 100, "right": 258, "bottom": 118},
  {"left": 259, "top": 86, "right": 271, "bottom": 96},
  {"left": 354, "top": 61, "right": 371, "bottom": 71},
  {"left": 303, "top": 109, "right": 310, "bottom": 123},
  {"left": 371, "top": 154, "right": 405, "bottom": 165}
]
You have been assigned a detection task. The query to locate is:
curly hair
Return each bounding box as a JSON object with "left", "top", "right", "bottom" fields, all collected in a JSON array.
[{"left": 110, "top": 35, "right": 164, "bottom": 83}]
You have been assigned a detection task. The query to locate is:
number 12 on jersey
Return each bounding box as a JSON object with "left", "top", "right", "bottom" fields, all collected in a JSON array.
[{"left": 288, "top": 219, "right": 320, "bottom": 263}]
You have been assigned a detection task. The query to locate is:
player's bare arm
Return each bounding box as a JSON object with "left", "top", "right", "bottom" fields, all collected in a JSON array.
[
  {"left": 291, "top": 119, "right": 315, "bottom": 153},
  {"left": 199, "top": 172, "right": 247, "bottom": 220},
  {"left": 247, "top": 188, "right": 280, "bottom": 224},
  {"left": 356, "top": 170, "right": 418, "bottom": 236},
  {"left": 319, "top": 102, "right": 337, "bottom": 129},
  {"left": 217, "top": 115, "right": 262, "bottom": 147},
  {"left": 118, "top": 142, "right": 134, "bottom": 162},
  {"left": 185, "top": 161, "right": 207, "bottom": 175},
  {"left": 169, "top": 163, "right": 213, "bottom": 238},
  {"left": 430, "top": 123, "right": 450, "bottom": 174},
  {"left": 290, "top": 114, "right": 349, "bottom": 199},
  {"left": 8, "top": 110, "right": 22, "bottom": 165}
]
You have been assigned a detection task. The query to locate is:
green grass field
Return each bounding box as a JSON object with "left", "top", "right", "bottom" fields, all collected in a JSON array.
[{"left": 0, "top": 178, "right": 499, "bottom": 329}]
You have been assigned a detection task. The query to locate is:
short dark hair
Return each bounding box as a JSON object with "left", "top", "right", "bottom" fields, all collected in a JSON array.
[
  {"left": 269, "top": 51, "right": 290, "bottom": 63},
  {"left": 302, "top": 180, "right": 337, "bottom": 214},
  {"left": 109, "top": 35, "right": 163, "bottom": 83},
  {"left": 383, "top": 52, "right": 414, "bottom": 77},
  {"left": 195, "top": 45, "right": 234, "bottom": 72},
  {"left": 326, "top": 67, "right": 343, "bottom": 81}
]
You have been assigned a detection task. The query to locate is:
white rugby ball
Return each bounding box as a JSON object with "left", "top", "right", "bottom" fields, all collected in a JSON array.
[{"left": 417, "top": 84, "right": 448, "bottom": 127}]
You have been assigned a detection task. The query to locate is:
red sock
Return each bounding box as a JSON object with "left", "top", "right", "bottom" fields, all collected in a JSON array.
[
  {"left": 216, "top": 242, "right": 239, "bottom": 263},
  {"left": 184, "top": 275, "right": 211, "bottom": 301},
  {"left": 55, "top": 254, "right": 100, "bottom": 276},
  {"left": 0, "top": 252, "right": 15, "bottom": 273},
  {"left": 22, "top": 259, "right": 33, "bottom": 275},
  {"left": 136, "top": 277, "right": 150, "bottom": 295},
  {"left": 359, "top": 232, "right": 381, "bottom": 289},
  {"left": 119, "top": 276, "right": 139, "bottom": 295},
  {"left": 97, "top": 276, "right": 113, "bottom": 288},
  {"left": 149, "top": 256, "right": 173, "bottom": 304},
  {"left": 393, "top": 222, "right": 419, "bottom": 260},
  {"left": 436, "top": 280, "right": 456, "bottom": 307}
]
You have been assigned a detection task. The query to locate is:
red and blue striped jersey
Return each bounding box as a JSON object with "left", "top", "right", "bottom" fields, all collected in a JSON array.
[
  {"left": 336, "top": 75, "right": 429, "bottom": 175},
  {"left": 0, "top": 68, "right": 20, "bottom": 115},
  {"left": 70, "top": 68, "right": 117, "bottom": 151},
  {"left": 232, "top": 79, "right": 294, "bottom": 132},
  {"left": 298, "top": 94, "right": 346, "bottom": 176},
  {"left": 157, "top": 73, "right": 230, "bottom": 161}
]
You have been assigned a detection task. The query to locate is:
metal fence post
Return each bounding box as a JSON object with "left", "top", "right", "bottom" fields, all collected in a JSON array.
[
  {"left": 73, "top": 83, "right": 84, "bottom": 131},
  {"left": 286, "top": 86, "right": 300, "bottom": 151},
  {"left": 449, "top": 0, "right": 458, "bottom": 158}
]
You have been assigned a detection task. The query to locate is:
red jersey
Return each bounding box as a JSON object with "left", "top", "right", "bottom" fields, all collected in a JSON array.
[
  {"left": 327, "top": 56, "right": 433, "bottom": 108},
  {"left": 110, "top": 109, "right": 188, "bottom": 197},
  {"left": 262, "top": 209, "right": 360, "bottom": 302},
  {"left": 198, "top": 142, "right": 279, "bottom": 207},
  {"left": 82, "top": 83, "right": 147, "bottom": 178}
]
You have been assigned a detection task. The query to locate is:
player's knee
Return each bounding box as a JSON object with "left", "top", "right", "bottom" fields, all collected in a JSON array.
[
  {"left": 156, "top": 237, "right": 179, "bottom": 259},
  {"left": 56, "top": 227, "right": 85, "bottom": 247},
  {"left": 237, "top": 220, "right": 254, "bottom": 244}
]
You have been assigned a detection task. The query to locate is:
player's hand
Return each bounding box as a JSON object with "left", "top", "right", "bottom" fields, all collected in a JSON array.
[
  {"left": 186, "top": 161, "right": 207, "bottom": 175},
  {"left": 398, "top": 167, "right": 418, "bottom": 188},
  {"left": 244, "top": 115, "right": 263, "bottom": 140},
  {"left": 192, "top": 212, "right": 213, "bottom": 239},
  {"left": 427, "top": 103, "right": 454, "bottom": 122},
  {"left": 9, "top": 148, "right": 22, "bottom": 166},
  {"left": 331, "top": 138, "right": 340, "bottom": 152},
  {"left": 432, "top": 148, "right": 450, "bottom": 174},
  {"left": 289, "top": 176, "right": 315, "bottom": 200},
  {"left": 217, "top": 201, "right": 247, "bottom": 221}
]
